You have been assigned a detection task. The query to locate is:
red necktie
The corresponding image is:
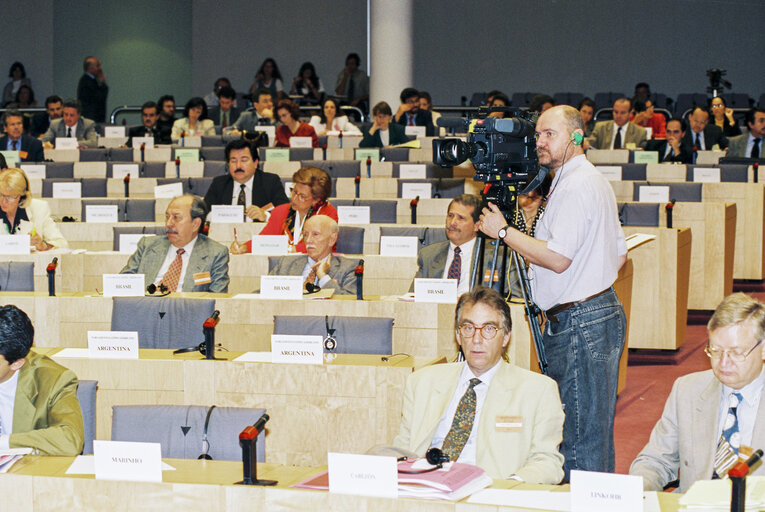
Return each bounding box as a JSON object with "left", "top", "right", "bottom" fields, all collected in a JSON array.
[
  {"left": 447, "top": 247, "right": 461, "bottom": 283},
  {"left": 160, "top": 248, "right": 185, "bottom": 291},
  {"left": 12, "top": 140, "right": 17, "bottom": 150}
]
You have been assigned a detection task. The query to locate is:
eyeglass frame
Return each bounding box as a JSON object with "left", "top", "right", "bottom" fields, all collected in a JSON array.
[
  {"left": 704, "top": 338, "right": 763, "bottom": 362},
  {"left": 456, "top": 322, "right": 503, "bottom": 340}
]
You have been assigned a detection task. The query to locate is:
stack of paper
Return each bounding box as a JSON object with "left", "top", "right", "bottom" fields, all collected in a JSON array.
[
  {"left": 679, "top": 477, "right": 765, "bottom": 510},
  {"left": 0, "top": 448, "right": 32, "bottom": 473},
  {"left": 397, "top": 460, "right": 492, "bottom": 501}
]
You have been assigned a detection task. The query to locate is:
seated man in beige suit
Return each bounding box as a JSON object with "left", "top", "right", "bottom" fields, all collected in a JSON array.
[
  {"left": 392, "top": 287, "right": 565, "bottom": 483},
  {"left": 0, "top": 305, "right": 84, "bottom": 455},
  {"left": 631, "top": 293, "right": 765, "bottom": 491},
  {"left": 586, "top": 97, "right": 647, "bottom": 150}
]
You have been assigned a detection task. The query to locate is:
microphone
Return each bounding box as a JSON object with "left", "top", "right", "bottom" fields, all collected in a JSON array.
[
  {"left": 665, "top": 199, "right": 676, "bottom": 229},
  {"left": 338, "top": 130, "right": 343, "bottom": 149},
  {"left": 410, "top": 195, "right": 419, "bottom": 224},
  {"left": 123, "top": 174, "right": 130, "bottom": 198},
  {"left": 175, "top": 157, "right": 181, "bottom": 178},
  {"left": 755, "top": 162, "right": 760, "bottom": 183},
  {"left": 236, "top": 413, "right": 276, "bottom": 486},
  {"left": 203, "top": 310, "right": 220, "bottom": 329},
  {"left": 354, "top": 174, "right": 360, "bottom": 198},
  {"left": 46, "top": 257, "right": 58, "bottom": 272},
  {"left": 322, "top": 143, "right": 327, "bottom": 160},
  {"left": 252, "top": 413, "right": 270, "bottom": 435},
  {"left": 436, "top": 117, "right": 466, "bottom": 130},
  {"left": 355, "top": 259, "right": 364, "bottom": 300},
  {"left": 140, "top": 142, "right": 146, "bottom": 162},
  {"left": 366, "top": 156, "right": 371, "bottom": 178},
  {"left": 46, "top": 257, "right": 58, "bottom": 297},
  {"left": 202, "top": 310, "right": 220, "bottom": 360},
  {"left": 729, "top": 449, "right": 763, "bottom": 512}
]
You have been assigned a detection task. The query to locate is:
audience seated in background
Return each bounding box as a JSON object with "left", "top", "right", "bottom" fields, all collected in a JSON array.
[
  {"left": 394, "top": 87, "right": 434, "bottom": 136},
  {"left": 1, "top": 110, "right": 43, "bottom": 162},
  {"left": 630, "top": 293, "right": 765, "bottom": 491},
  {"left": 77, "top": 56, "right": 108, "bottom": 123},
  {"left": 334, "top": 52, "right": 369, "bottom": 111},
  {"left": 231, "top": 166, "right": 336, "bottom": 254},
  {"left": 250, "top": 58, "right": 284, "bottom": 101},
  {"left": 268, "top": 215, "right": 356, "bottom": 295},
  {"left": 121, "top": 194, "right": 229, "bottom": 293},
  {"left": 633, "top": 82, "right": 651, "bottom": 102},
  {"left": 529, "top": 94, "right": 555, "bottom": 113},
  {"left": 127, "top": 101, "right": 171, "bottom": 146},
  {"left": 360, "top": 101, "right": 408, "bottom": 148},
  {"left": 274, "top": 99, "right": 318, "bottom": 148},
  {"left": 0, "top": 168, "right": 67, "bottom": 249},
  {"left": 0, "top": 304, "right": 84, "bottom": 455},
  {"left": 586, "top": 97, "right": 647, "bottom": 150},
  {"left": 631, "top": 97, "right": 666, "bottom": 139},
  {"left": 578, "top": 97, "right": 596, "bottom": 137},
  {"left": 727, "top": 107, "right": 765, "bottom": 158},
  {"left": 204, "top": 139, "right": 288, "bottom": 222},
  {"left": 488, "top": 93, "right": 510, "bottom": 119},
  {"left": 171, "top": 97, "right": 215, "bottom": 139},
  {"left": 486, "top": 90, "right": 504, "bottom": 106},
  {"left": 41, "top": 98, "right": 97, "bottom": 149},
  {"left": 156, "top": 94, "right": 176, "bottom": 135},
  {"left": 645, "top": 118, "right": 693, "bottom": 163},
  {"left": 308, "top": 97, "right": 360, "bottom": 136},
  {"left": 30, "top": 95, "right": 62, "bottom": 139},
  {"left": 2, "top": 61, "right": 32, "bottom": 107},
  {"left": 290, "top": 62, "right": 324, "bottom": 106},
  {"left": 391, "top": 287, "right": 564, "bottom": 482},
  {"left": 224, "top": 88, "right": 274, "bottom": 142},
  {"left": 684, "top": 106, "right": 728, "bottom": 151},
  {"left": 207, "top": 86, "right": 240, "bottom": 129},
  {"left": 7, "top": 84, "right": 38, "bottom": 109},
  {"left": 203, "top": 77, "right": 231, "bottom": 107},
  {"left": 710, "top": 96, "right": 742, "bottom": 137},
  {"left": 418, "top": 91, "right": 441, "bottom": 127}
]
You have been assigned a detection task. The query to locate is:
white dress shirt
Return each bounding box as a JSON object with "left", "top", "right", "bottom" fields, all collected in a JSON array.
[
  {"left": 718, "top": 368, "right": 765, "bottom": 448},
  {"left": 442, "top": 237, "right": 476, "bottom": 296},
  {"left": 611, "top": 123, "right": 626, "bottom": 149},
  {"left": 379, "top": 129, "right": 390, "bottom": 147},
  {"left": 0, "top": 370, "right": 20, "bottom": 449},
  {"left": 153, "top": 236, "right": 198, "bottom": 292}
]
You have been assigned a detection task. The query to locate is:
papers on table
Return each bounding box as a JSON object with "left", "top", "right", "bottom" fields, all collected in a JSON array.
[
  {"left": 625, "top": 233, "right": 657, "bottom": 251},
  {"left": 679, "top": 476, "right": 765, "bottom": 511},
  {"left": 52, "top": 348, "right": 91, "bottom": 358},
  {"left": 232, "top": 352, "right": 273, "bottom": 363},
  {"left": 397, "top": 460, "right": 492, "bottom": 501},
  {"left": 467, "top": 488, "right": 570, "bottom": 510},
  {"left": 0, "top": 448, "right": 33, "bottom": 473}
]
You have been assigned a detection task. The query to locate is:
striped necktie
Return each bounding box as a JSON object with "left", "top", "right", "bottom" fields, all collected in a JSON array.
[{"left": 713, "top": 392, "right": 743, "bottom": 478}]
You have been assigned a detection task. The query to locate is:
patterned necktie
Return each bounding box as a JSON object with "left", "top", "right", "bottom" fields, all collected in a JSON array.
[
  {"left": 695, "top": 133, "right": 702, "bottom": 150},
  {"left": 160, "top": 248, "right": 185, "bottom": 292},
  {"left": 447, "top": 246, "right": 461, "bottom": 283},
  {"left": 752, "top": 138, "right": 761, "bottom": 159},
  {"left": 613, "top": 126, "right": 622, "bottom": 149},
  {"left": 237, "top": 184, "right": 246, "bottom": 206},
  {"left": 11, "top": 140, "right": 17, "bottom": 151},
  {"left": 441, "top": 378, "right": 481, "bottom": 461},
  {"left": 222, "top": 111, "right": 228, "bottom": 128},
  {"left": 304, "top": 268, "right": 317, "bottom": 289},
  {"left": 713, "top": 392, "right": 743, "bottom": 478},
  {"left": 67, "top": 127, "right": 72, "bottom": 138}
]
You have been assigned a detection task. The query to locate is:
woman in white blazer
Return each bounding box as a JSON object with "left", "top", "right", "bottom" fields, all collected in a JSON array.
[
  {"left": 308, "top": 98, "right": 361, "bottom": 135},
  {"left": 171, "top": 97, "right": 215, "bottom": 139}
]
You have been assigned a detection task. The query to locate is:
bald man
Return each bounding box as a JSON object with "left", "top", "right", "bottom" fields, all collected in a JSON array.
[
  {"left": 586, "top": 98, "right": 647, "bottom": 150},
  {"left": 77, "top": 56, "right": 108, "bottom": 123}
]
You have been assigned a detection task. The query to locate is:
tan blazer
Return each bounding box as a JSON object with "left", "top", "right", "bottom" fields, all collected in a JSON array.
[{"left": 587, "top": 121, "right": 647, "bottom": 150}]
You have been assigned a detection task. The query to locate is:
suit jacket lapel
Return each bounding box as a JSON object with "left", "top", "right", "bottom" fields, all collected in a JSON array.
[
  {"left": 414, "top": 363, "right": 463, "bottom": 451},
  {"left": 430, "top": 242, "right": 449, "bottom": 277},
  {"left": 12, "top": 358, "right": 38, "bottom": 432},
  {"left": 693, "top": 375, "right": 721, "bottom": 478},
  {"left": 144, "top": 237, "right": 171, "bottom": 284},
  {"left": 183, "top": 236, "right": 210, "bottom": 291}
]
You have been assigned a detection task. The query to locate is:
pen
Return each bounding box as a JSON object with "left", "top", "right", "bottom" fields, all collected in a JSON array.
[{"left": 233, "top": 227, "right": 238, "bottom": 244}]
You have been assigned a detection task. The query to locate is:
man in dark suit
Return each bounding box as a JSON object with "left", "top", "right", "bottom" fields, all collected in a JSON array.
[
  {"left": 684, "top": 106, "right": 728, "bottom": 151},
  {"left": 207, "top": 86, "right": 241, "bottom": 129},
  {"left": 360, "top": 101, "right": 409, "bottom": 148},
  {"left": 76, "top": 56, "right": 108, "bottom": 123},
  {"left": 127, "top": 101, "right": 171, "bottom": 146},
  {"left": 29, "top": 95, "right": 62, "bottom": 138},
  {"left": 40, "top": 98, "right": 97, "bottom": 149},
  {"left": 203, "top": 139, "right": 289, "bottom": 222},
  {"left": 0, "top": 110, "right": 44, "bottom": 162},
  {"left": 645, "top": 118, "right": 693, "bottom": 164},
  {"left": 394, "top": 87, "right": 434, "bottom": 136},
  {"left": 727, "top": 108, "right": 765, "bottom": 158}
]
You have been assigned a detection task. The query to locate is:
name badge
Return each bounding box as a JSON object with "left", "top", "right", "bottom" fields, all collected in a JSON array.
[
  {"left": 20, "top": 164, "right": 46, "bottom": 179},
  {"left": 571, "top": 470, "right": 643, "bottom": 512},
  {"left": 154, "top": 182, "right": 183, "bottom": 199},
  {"left": 94, "top": 440, "right": 162, "bottom": 483},
  {"left": 112, "top": 164, "right": 139, "bottom": 179},
  {"left": 174, "top": 148, "right": 199, "bottom": 161},
  {"left": 0, "top": 150, "right": 20, "bottom": 166},
  {"left": 638, "top": 185, "right": 670, "bottom": 203},
  {"left": 414, "top": 278, "right": 458, "bottom": 303},
  {"left": 55, "top": 137, "right": 78, "bottom": 149},
  {"left": 193, "top": 272, "right": 211, "bottom": 285},
  {"left": 250, "top": 235, "right": 289, "bottom": 255},
  {"left": 119, "top": 233, "right": 155, "bottom": 254},
  {"left": 52, "top": 181, "right": 82, "bottom": 198},
  {"left": 356, "top": 148, "right": 380, "bottom": 162},
  {"left": 131, "top": 136, "right": 154, "bottom": 149},
  {"left": 399, "top": 164, "right": 426, "bottom": 179},
  {"left": 0, "top": 234, "right": 31, "bottom": 255},
  {"left": 86, "top": 205, "right": 119, "bottom": 223},
  {"left": 255, "top": 126, "right": 275, "bottom": 146},
  {"left": 693, "top": 167, "right": 721, "bottom": 183},
  {"left": 337, "top": 206, "right": 370, "bottom": 224},
  {"left": 328, "top": 452, "right": 397, "bottom": 498},
  {"left": 271, "top": 334, "right": 324, "bottom": 365},
  {"left": 401, "top": 182, "right": 431, "bottom": 199},
  {"left": 88, "top": 331, "right": 139, "bottom": 359},
  {"left": 289, "top": 136, "right": 312, "bottom": 148},
  {"left": 379, "top": 236, "right": 418, "bottom": 257},
  {"left": 210, "top": 205, "right": 244, "bottom": 223},
  {"left": 260, "top": 275, "right": 303, "bottom": 299},
  {"left": 265, "top": 148, "right": 290, "bottom": 162},
  {"left": 633, "top": 151, "right": 658, "bottom": 164},
  {"left": 495, "top": 415, "right": 523, "bottom": 432},
  {"left": 625, "top": 142, "right": 637, "bottom": 150},
  {"left": 596, "top": 166, "right": 622, "bottom": 181},
  {"left": 404, "top": 125, "right": 426, "bottom": 138},
  {"left": 103, "top": 274, "right": 145, "bottom": 297},
  {"left": 104, "top": 126, "right": 126, "bottom": 137}
]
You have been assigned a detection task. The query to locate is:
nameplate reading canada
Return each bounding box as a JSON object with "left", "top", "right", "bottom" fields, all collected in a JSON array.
[
  {"left": 88, "top": 331, "right": 139, "bottom": 359},
  {"left": 271, "top": 334, "right": 323, "bottom": 365},
  {"left": 328, "top": 452, "right": 397, "bottom": 498},
  {"left": 570, "top": 470, "right": 642, "bottom": 512},
  {"left": 414, "top": 278, "right": 458, "bottom": 303},
  {"left": 260, "top": 275, "right": 303, "bottom": 299},
  {"left": 103, "top": 274, "right": 145, "bottom": 297},
  {"left": 94, "top": 440, "right": 162, "bottom": 482}
]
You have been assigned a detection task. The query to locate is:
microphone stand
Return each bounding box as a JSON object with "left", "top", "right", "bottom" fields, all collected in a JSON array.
[
  {"left": 728, "top": 449, "right": 763, "bottom": 512},
  {"left": 410, "top": 196, "right": 419, "bottom": 224},
  {"left": 236, "top": 414, "right": 277, "bottom": 486},
  {"left": 355, "top": 260, "right": 364, "bottom": 300},
  {"left": 46, "top": 257, "right": 58, "bottom": 297},
  {"left": 203, "top": 310, "right": 221, "bottom": 360}
]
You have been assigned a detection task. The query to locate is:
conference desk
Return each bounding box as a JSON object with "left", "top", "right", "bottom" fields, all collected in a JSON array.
[{"left": 4, "top": 456, "right": 681, "bottom": 512}]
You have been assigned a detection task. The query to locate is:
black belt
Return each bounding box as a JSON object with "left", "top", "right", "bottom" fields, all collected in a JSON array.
[{"left": 545, "top": 288, "right": 611, "bottom": 323}]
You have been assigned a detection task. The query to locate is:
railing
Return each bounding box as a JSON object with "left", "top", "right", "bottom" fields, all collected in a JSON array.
[{"left": 109, "top": 105, "right": 366, "bottom": 125}]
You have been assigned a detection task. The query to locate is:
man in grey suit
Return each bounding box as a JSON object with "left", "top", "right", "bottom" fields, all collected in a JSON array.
[
  {"left": 630, "top": 293, "right": 765, "bottom": 492},
  {"left": 40, "top": 99, "right": 97, "bottom": 149},
  {"left": 586, "top": 98, "right": 647, "bottom": 150},
  {"left": 121, "top": 194, "right": 229, "bottom": 293},
  {"left": 269, "top": 215, "right": 357, "bottom": 295},
  {"left": 727, "top": 107, "right": 765, "bottom": 158},
  {"left": 223, "top": 89, "right": 274, "bottom": 142}
]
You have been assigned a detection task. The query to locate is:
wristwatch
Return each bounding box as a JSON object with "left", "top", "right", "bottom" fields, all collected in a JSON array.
[{"left": 497, "top": 225, "right": 510, "bottom": 240}]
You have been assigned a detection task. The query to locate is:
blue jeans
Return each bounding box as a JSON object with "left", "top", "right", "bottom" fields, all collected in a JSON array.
[{"left": 542, "top": 288, "right": 625, "bottom": 480}]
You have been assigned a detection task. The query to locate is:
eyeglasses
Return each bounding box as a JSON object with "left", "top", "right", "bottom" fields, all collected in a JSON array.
[
  {"left": 290, "top": 188, "right": 311, "bottom": 202},
  {"left": 457, "top": 323, "right": 502, "bottom": 339},
  {"left": 711, "top": 104, "right": 725, "bottom": 108},
  {"left": 705, "top": 339, "right": 763, "bottom": 362},
  {"left": 0, "top": 194, "right": 20, "bottom": 202}
]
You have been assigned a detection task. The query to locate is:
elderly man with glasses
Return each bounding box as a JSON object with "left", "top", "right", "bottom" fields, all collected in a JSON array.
[{"left": 631, "top": 292, "right": 765, "bottom": 491}]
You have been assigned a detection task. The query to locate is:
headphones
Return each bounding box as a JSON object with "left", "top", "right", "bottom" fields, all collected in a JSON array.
[
  {"left": 323, "top": 315, "right": 337, "bottom": 351},
  {"left": 570, "top": 131, "right": 584, "bottom": 146},
  {"left": 198, "top": 405, "right": 216, "bottom": 460},
  {"left": 146, "top": 283, "right": 170, "bottom": 296},
  {"left": 397, "top": 448, "right": 450, "bottom": 474}
]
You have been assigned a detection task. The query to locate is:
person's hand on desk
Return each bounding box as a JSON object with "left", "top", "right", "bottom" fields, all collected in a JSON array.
[
  {"left": 30, "top": 231, "right": 50, "bottom": 251},
  {"left": 230, "top": 240, "right": 248, "bottom": 255},
  {"left": 245, "top": 205, "right": 268, "bottom": 222},
  {"left": 42, "top": 141, "right": 54, "bottom": 150}
]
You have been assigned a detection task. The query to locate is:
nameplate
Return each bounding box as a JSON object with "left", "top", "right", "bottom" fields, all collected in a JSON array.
[
  {"left": 260, "top": 275, "right": 303, "bottom": 299},
  {"left": 52, "top": 181, "right": 82, "bottom": 198},
  {"left": 104, "top": 126, "right": 126, "bottom": 137},
  {"left": 414, "top": 278, "right": 458, "bottom": 303},
  {"left": 0, "top": 151, "right": 19, "bottom": 166},
  {"left": 119, "top": 233, "right": 155, "bottom": 254},
  {"left": 55, "top": 137, "right": 78, "bottom": 149},
  {"left": 638, "top": 185, "right": 670, "bottom": 203},
  {"left": 154, "top": 182, "right": 183, "bottom": 199},
  {"left": 379, "top": 236, "right": 418, "bottom": 257},
  {"left": 174, "top": 148, "right": 199, "bottom": 162},
  {"left": 337, "top": 206, "right": 370, "bottom": 225},
  {"left": 289, "top": 136, "right": 312, "bottom": 148},
  {"left": 20, "top": 164, "right": 46, "bottom": 179},
  {"left": 693, "top": 167, "right": 721, "bottom": 183},
  {"left": 94, "top": 440, "right": 162, "bottom": 482},
  {"left": 633, "top": 151, "right": 658, "bottom": 164},
  {"left": 596, "top": 166, "right": 622, "bottom": 181},
  {"left": 570, "top": 470, "right": 642, "bottom": 512},
  {"left": 327, "top": 452, "right": 397, "bottom": 498},
  {"left": 86, "top": 205, "right": 119, "bottom": 223},
  {"left": 250, "top": 235, "right": 289, "bottom": 255},
  {"left": 0, "top": 234, "right": 30, "bottom": 255},
  {"left": 131, "top": 136, "right": 154, "bottom": 149},
  {"left": 283, "top": 180, "right": 294, "bottom": 198},
  {"left": 112, "top": 164, "right": 139, "bottom": 179},
  {"left": 356, "top": 148, "right": 380, "bottom": 162},
  {"left": 271, "top": 334, "right": 323, "bottom": 365},
  {"left": 399, "top": 164, "right": 426, "bottom": 179},
  {"left": 625, "top": 142, "right": 637, "bottom": 150},
  {"left": 210, "top": 205, "right": 244, "bottom": 223},
  {"left": 88, "top": 331, "right": 139, "bottom": 359},
  {"left": 102, "top": 274, "right": 145, "bottom": 297},
  {"left": 401, "top": 182, "right": 431, "bottom": 199},
  {"left": 265, "top": 148, "right": 290, "bottom": 162},
  {"left": 404, "top": 125, "right": 426, "bottom": 138},
  {"left": 254, "top": 126, "right": 275, "bottom": 146}
]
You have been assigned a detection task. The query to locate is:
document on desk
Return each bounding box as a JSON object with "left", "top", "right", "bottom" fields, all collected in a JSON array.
[
  {"left": 467, "top": 488, "right": 570, "bottom": 510},
  {"left": 0, "top": 448, "right": 33, "bottom": 473},
  {"left": 233, "top": 352, "right": 273, "bottom": 363},
  {"left": 65, "top": 455, "right": 175, "bottom": 475},
  {"left": 679, "top": 476, "right": 765, "bottom": 510}
]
